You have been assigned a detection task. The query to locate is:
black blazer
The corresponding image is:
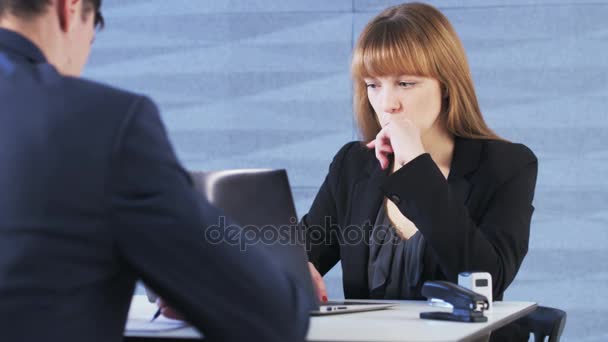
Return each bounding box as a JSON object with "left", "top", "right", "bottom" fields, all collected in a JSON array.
[
  {"left": 304, "top": 137, "right": 538, "bottom": 300},
  {"left": 0, "top": 28, "right": 309, "bottom": 342}
]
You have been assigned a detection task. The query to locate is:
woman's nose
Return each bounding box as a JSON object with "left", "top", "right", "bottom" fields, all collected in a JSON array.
[{"left": 381, "top": 89, "right": 402, "bottom": 114}]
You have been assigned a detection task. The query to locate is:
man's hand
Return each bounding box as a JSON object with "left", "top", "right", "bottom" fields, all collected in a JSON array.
[{"left": 156, "top": 298, "right": 185, "bottom": 321}]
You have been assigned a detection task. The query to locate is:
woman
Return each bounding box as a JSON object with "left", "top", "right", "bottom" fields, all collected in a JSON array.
[{"left": 304, "top": 1, "right": 537, "bottom": 311}]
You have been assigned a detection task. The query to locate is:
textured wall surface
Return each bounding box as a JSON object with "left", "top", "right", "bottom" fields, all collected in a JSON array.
[{"left": 85, "top": 1, "right": 608, "bottom": 340}]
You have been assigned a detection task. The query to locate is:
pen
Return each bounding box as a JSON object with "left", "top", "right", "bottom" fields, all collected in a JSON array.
[{"left": 150, "top": 308, "right": 161, "bottom": 322}]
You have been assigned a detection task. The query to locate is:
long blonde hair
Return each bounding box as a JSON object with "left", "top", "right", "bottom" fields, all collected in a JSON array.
[{"left": 351, "top": 2, "right": 500, "bottom": 141}]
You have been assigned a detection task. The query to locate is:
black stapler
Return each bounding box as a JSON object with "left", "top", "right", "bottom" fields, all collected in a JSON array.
[{"left": 420, "top": 280, "right": 489, "bottom": 323}]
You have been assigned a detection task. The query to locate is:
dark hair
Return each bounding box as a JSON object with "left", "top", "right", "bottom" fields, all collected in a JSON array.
[{"left": 0, "top": 0, "right": 104, "bottom": 29}]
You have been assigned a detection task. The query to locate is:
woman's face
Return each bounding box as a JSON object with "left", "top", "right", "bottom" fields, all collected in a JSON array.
[{"left": 363, "top": 75, "right": 443, "bottom": 135}]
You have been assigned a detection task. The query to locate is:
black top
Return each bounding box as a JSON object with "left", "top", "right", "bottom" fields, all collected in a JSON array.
[
  {"left": 303, "top": 137, "right": 538, "bottom": 301},
  {"left": 368, "top": 203, "right": 425, "bottom": 299}
]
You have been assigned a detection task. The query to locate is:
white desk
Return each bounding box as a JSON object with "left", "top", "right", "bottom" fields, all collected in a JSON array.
[{"left": 125, "top": 296, "right": 536, "bottom": 342}]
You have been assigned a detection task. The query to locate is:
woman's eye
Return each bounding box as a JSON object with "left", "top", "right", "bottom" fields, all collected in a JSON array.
[
  {"left": 365, "top": 83, "right": 377, "bottom": 89},
  {"left": 399, "top": 82, "right": 416, "bottom": 88}
]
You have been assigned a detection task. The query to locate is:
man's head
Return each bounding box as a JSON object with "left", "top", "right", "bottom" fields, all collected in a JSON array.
[{"left": 0, "top": 0, "right": 104, "bottom": 76}]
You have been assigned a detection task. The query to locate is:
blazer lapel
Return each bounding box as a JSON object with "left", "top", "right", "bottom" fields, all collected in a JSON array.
[
  {"left": 448, "top": 137, "right": 483, "bottom": 196},
  {"left": 342, "top": 155, "right": 388, "bottom": 298},
  {"left": 422, "top": 137, "right": 484, "bottom": 281},
  {"left": 354, "top": 157, "right": 390, "bottom": 230}
]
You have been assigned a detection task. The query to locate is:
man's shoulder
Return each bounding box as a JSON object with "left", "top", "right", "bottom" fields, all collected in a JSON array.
[
  {"left": 62, "top": 76, "right": 144, "bottom": 109},
  {"left": 59, "top": 76, "right": 161, "bottom": 130}
]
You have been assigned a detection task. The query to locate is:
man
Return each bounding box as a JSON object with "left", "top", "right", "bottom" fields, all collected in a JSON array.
[{"left": 0, "top": 1, "right": 310, "bottom": 341}]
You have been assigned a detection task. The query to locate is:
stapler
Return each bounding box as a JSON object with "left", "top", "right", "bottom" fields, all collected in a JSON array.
[{"left": 420, "top": 280, "right": 489, "bottom": 322}]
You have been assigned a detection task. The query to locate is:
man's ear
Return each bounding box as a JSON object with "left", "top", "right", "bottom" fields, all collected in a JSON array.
[{"left": 56, "top": 0, "right": 81, "bottom": 32}]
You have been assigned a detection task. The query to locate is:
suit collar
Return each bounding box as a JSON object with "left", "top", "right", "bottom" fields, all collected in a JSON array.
[
  {"left": 0, "top": 28, "right": 47, "bottom": 64},
  {"left": 449, "top": 136, "right": 483, "bottom": 179}
]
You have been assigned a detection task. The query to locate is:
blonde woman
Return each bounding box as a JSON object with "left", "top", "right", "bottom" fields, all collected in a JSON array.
[{"left": 303, "top": 1, "right": 537, "bottom": 322}]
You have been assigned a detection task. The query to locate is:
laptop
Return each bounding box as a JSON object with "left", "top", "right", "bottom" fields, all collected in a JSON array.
[{"left": 187, "top": 169, "right": 394, "bottom": 316}]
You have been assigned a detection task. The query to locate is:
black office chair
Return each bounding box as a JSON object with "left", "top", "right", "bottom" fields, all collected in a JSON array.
[{"left": 515, "top": 306, "right": 567, "bottom": 342}]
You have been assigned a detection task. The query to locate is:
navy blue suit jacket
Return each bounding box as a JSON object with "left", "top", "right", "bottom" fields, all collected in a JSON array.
[{"left": 0, "top": 28, "right": 309, "bottom": 342}]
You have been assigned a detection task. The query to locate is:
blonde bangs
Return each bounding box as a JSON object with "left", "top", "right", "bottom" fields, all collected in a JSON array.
[{"left": 352, "top": 20, "right": 436, "bottom": 80}]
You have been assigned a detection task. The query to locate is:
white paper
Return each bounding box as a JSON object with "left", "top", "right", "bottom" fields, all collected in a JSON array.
[{"left": 126, "top": 316, "right": 188, "bottom": 333}]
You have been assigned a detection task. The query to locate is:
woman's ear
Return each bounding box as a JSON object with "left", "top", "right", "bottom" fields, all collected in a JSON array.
[
  {"left": 441, "top": 84, "right": 450, "bottom": 117},
  {"left": 441, "top": 83, "right": 449, "bottom": 99}
]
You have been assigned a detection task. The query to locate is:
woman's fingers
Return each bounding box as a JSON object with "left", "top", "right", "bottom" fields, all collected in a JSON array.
[
  {"left": 308, "top": 262, "right": 328, "bottom": 303},
  {"left": 374, "top": 128, "right": 393, "bottom": 169}
]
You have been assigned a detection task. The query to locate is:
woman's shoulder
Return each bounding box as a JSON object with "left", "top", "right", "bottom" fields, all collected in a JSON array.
[
  {"left": 331, "top": 141, "right": 376, "bottom": 168},
  {"left": 481, "top": 139, "right": 537, "bottom": 165},
  {"left": 323, "top": 141, "right": 377, "bottom": 185},
  {"left": 470, "top": 138, "right": 538, "bottom": 185}
]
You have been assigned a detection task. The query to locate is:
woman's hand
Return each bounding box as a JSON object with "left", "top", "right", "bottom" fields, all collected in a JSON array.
[
  {"left": 308, "top": 262, "right": 328, "bottom": 303},
  {"left": 366, "top": 117, "right": 425, "bottom": 170}
]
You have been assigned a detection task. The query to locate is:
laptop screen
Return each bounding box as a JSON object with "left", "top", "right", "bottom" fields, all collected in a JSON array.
[{"left": 190, "top": 169, "right": 318, "bottom": 311}]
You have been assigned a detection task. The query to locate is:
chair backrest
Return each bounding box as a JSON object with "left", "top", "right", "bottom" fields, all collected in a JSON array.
[{"left": 516, "top": 306, "right": 567, "bottom": 342}]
